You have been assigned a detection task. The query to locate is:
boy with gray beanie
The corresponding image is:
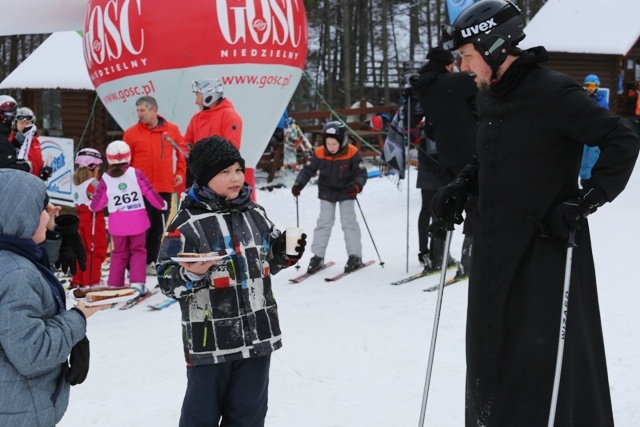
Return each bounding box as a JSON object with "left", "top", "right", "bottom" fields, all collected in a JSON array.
[{"left": 156, "top": 136, "right": 306, "bottom": 426}]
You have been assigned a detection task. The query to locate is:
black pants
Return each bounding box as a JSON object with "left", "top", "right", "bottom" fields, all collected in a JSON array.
[
  {"left": 418, "top": 189, "right": 438, "bottom": 254},
  {"left": 145, "top": 192, "right": 172, "bottom": 265},
  {"left": 179, "top": 356, "right": 271, "bottom": 427}
]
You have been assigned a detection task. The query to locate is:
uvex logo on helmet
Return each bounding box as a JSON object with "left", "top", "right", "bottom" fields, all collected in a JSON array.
[
  {"left": 460, "top": 18, "right": 497, "bottom": 39},
  {"left": 83, "top": 0, "right": 145, "bottom": 68},
  {"left": 216, "top": 0, "right": 304, "bottom": 48}
]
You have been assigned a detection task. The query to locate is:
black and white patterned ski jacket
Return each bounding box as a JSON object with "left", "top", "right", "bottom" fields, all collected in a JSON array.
[{"left": 157, "top": 183, "right": 288, "bottom": 366}]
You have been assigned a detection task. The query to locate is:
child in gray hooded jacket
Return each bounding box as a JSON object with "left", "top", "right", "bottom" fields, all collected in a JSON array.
[{"left": 0, "top": 169, "right": 103, "bottom": 426}]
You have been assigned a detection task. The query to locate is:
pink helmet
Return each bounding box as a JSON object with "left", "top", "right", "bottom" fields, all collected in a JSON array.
[{"left": 75, "top": 147, "right": 103, "bottom": 170}]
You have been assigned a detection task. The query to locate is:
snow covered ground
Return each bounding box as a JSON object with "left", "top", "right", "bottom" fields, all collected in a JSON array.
[{"left": 59, "top": 162, "right": 640, "bottom": 427}]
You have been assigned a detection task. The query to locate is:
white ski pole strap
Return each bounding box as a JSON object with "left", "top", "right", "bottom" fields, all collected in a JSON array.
[{"left": 17, "top": 126, "right": 37, "bottom": 161}]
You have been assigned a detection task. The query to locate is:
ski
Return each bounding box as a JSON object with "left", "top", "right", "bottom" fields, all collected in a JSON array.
[
  {"left": 148, "top": 298, "right": 178, "bottom": 310},
  {"left": 390, "top": 264, "right": 457, "bottom": 286},
  {"left": 423, "top": 275, "right": 469, "bottom": 292},
  {"left": 119, "top": 288, "right": 160, "bottom": 310},
  {"left": 289, "top": 262, "right": 336, "bottom": 283},
  {"left": 324, "top": 260, "right": 375, "bottom": 282}
]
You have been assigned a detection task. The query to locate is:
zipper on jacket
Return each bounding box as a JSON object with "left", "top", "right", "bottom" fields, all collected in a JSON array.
[{"left": 160, "top": 134, "right": 165, "bottom": 160}]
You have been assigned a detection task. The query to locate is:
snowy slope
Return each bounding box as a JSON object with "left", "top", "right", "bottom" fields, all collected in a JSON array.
[{"left": 59, "top": 162, "right": 640, "bottom": 426}]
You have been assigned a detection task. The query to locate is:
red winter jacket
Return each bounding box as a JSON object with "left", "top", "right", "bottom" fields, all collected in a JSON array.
[
  {"left": 8, "top": 132, "right": 44, "bottom": 177},
  {"left": 123, "top": 116, "right": 187, "bottom": 193},
  {"left": 184, "top": 98, "right": 243, "bottom": 149}
]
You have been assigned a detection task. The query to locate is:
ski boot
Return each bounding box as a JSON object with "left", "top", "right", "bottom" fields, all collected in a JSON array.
[
  {"left": 418, "top": 252, "right": 429, "bottom": 266},
  {"left": 344, "top": 256, "right": 364, "bottom": 273},
  {"left": 307, "top": 256, "right": 325, "bottom": 274},
  {"left": 454, "top": 235, "right": 473, "bottom": 280},
  {"left": 131, "top": 283, "right": 149, "bottom": 296},
  {"left": 421, "top": 255, "right": 441, "bottom": 274}
]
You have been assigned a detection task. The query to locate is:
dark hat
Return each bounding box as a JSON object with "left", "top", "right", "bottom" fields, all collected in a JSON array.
[
  {"left": 188, "top": 136, "right": 245, "bottom": 186},
  {"left": 426, "top": 46, "right": 454, "bottom": 65}
]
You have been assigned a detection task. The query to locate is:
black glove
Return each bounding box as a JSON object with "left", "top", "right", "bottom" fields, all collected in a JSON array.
[
  {"left": 402, "top": 85, "right": 413, "bottom": 99},
  {"left": 66, "top": 335, "right": 90, "bottom": 385},
  {"left": 54, "top": 214, "right": 87, "bottom": 275},
  {"left": 549, "top": 188, "right": 602, "bottom": 241},
  {"left": 347, "top": 184, "right": 361, "bottom": 198},
  {"left": 430, "top": 177, "right": 471, "bottom": 226},
  {"left": 271, "top": 231, "right": 307, "bottom": 267},
  {"left": 14, "top": 159, "right": 31, "bottom": 172},
  {"left": 40, "top": 165, "right": 53, "bottom": 181},
  {"left": 291, "top": 183, "right": 302, "bottom": 197}
]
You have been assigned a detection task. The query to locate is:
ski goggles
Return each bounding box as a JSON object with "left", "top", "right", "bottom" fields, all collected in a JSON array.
[
  {"left": 16, "top": 115, "right": 34, "bottom": 122},
  {"left": 192, "top": 80, "right": 211, "bottom": 93}
]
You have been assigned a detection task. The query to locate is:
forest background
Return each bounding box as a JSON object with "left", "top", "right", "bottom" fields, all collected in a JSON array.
[{"left": 0, "top": 0, "right": 547, "bottom": 112}]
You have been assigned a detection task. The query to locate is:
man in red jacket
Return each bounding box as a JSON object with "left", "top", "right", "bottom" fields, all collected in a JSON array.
[
  {"left": 184, "top": 79, "right": 243, "bottom": 187},
  {"left": 123, "top": 96, "right": 188, "bottom": 274}
]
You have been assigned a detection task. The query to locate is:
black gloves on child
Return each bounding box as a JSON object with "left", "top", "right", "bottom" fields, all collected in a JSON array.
[
  {"left": 347, "top": 184, "right": 361, "bottom": 198},
  {"left": 270, "top": 231, "right": 307, "bottom": 271},
  {"left": 54, "top": 214, "right": 87, "bottom": 275},
  {"left": 291, "top": 184, "right": 302, "bottom": 197},
  {"left": 39, "top": 165, "right": 53, "bottom": 181},
  {"left": 66, "top": 335, "right": 90, "bottom": 386}
]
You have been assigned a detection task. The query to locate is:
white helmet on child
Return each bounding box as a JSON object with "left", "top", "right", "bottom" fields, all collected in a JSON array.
[
  {"left": 14, "top": 107, "right": 36, "bottom": 124},
  {"left": 106, "top": 140, "right": 131, "bottom": 165},
  {"left": 75, "top": 147, "right": 103, "bottom": 169}
]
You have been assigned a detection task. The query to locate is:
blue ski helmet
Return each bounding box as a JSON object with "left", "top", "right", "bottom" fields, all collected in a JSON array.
[{"left": 583, "top": 74, "right": 600, "bottom": 87}]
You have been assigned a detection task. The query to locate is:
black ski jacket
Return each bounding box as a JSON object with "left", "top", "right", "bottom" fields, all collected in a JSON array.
[
  {"left": 410, "top": 62, "right": 478, "bottom": 182},
  {"left": 461, "top": 46, "right": 639, "bottom": 426},
  {"left": 295, "top": 144, "right": 367, "bottom": 203},
  {"left": 0, "top": 123, "right": 29, "bottom": 172}
]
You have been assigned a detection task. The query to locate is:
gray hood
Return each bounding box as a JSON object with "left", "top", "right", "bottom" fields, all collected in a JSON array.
[{"left": 0, "top": 169, "right": 47, "bottom": 239}]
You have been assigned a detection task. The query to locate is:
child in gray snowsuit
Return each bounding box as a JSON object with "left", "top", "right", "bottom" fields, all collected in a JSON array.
[{"left": 292, "top": 121, "right": 368, "bottom": 273}]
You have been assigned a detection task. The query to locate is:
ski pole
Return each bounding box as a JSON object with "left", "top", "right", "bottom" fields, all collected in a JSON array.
[
  {"left": 88, "top": 211, "right": 96, "bottom": 286},
  {"left": 418, "top": 221, "right": 454, "bottom": 427},
  {"left": 355, "top": 198, "right": 384, "bottom": 267},
  {"left": 547, "top": 228, "right": 576, "bottom": 427},
  {"left": 163, "top": 133, "right": 190, "bottom": 159},
  {"left": 295, "top": 196, "right": 300, "bottom": 271}
]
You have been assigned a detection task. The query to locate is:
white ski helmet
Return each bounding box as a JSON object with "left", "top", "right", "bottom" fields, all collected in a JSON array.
[
  {"left": 192, "top": 79, "right": 224, "bottom": 108},
  {"left": 75, "top": 147, "right": 104, "bottom": 170},
  {"left": 106, "top": 140, "right": 131, "bottom": 165},
  {"left": 14, "top": 107, "right": 36, "bottom": 124}
]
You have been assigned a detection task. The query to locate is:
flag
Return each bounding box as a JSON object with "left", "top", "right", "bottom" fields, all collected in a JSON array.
[{"left": 445, "top": 0, "right": 476, "bottom": 24}]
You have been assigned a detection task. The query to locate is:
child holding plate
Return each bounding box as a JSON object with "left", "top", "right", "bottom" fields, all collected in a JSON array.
[{"left": 156, "top": 136, "right": 306, "bottom": 426}]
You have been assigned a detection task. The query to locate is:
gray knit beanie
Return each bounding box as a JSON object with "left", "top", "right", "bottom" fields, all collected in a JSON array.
[
  {"left": 0, "top": 169, "right": 48, "bottom": 239},
  {"left": 188, "top": 136, "right": 245, "bottom": 186}
]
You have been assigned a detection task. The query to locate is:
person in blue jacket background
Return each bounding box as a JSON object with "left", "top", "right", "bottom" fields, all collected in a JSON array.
[{"left": 580, "top": 74, "right": 609, "bottom": 180}]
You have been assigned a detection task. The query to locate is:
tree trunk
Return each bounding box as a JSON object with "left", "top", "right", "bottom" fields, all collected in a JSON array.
[
  {"left": 380, "top": 0, "right": 390, "bottom": 105},
  {"left": 342, "top": 1, "right": 352, "bottom": 107},
  {"left": 356, "top": 0, "right": 368, "bottom": 101}
]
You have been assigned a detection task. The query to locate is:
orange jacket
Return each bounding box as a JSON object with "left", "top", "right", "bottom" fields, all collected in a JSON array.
[
  {"left": 184, "top": 98, "right": 243, "bottom": 149},
  {"left": 123, "top": 115, "right": 187, "bottom": 193}
]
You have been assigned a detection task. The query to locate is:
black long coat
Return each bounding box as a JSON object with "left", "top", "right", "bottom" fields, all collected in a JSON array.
[
  {"left": 464, "top": 47, "right": 639, "bottom": 426},
  {"left": 411, "top": 63, "right": 478, "bottom": 190}
]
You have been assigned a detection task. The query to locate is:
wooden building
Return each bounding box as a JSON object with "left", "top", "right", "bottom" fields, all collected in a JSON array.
[
  {"left": 0, "top": 32, "right": 118, "bottom": 154},
  {"left": 522, "top": 0, "right": 640, "bottom": 117}
]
